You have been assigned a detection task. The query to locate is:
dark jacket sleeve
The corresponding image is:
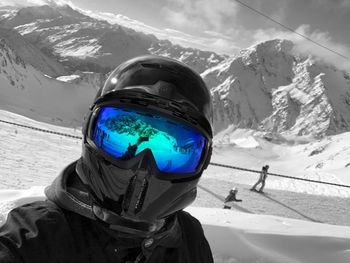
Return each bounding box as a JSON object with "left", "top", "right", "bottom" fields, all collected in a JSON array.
[
  {"left": 225, "top": 193, "right": 235, "bottom": 202},
  {"left": 0, "top": 201, "right": 76, "bottom": 263}
]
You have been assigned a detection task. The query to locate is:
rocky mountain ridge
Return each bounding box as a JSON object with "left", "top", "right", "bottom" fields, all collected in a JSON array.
[
  {"left": 203, "top": 39, "right": 350, "bottom": 137},
  {"left": 0, "top": 4, "right": 224, "bottom": 75}
]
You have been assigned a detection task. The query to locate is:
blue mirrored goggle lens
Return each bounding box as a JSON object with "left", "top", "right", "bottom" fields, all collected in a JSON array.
[{"left": 91, "top": 107, "right": 206, "bottom": 173}]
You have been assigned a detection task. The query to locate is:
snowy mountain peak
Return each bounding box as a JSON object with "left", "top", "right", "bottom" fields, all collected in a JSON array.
[
  {"left": 203, "top": 39, "right": 350, "bottom": 138},
  {"left": 246, "top": 39, "right": 293, "bottom": 55},
  {"left": 0, "top": 4, "right": 224, "bottom": 74}
]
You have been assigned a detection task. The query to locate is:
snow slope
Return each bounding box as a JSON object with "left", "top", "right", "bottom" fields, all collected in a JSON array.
[
  {"left": 0, "top": 27, "right": 67, "bottom": 77},
  {"left": 212, "top": 128, "right": 350, "bottom": 197},
  {"left": 0, "top": 39, "right": 96, "bottom": 126},
  {"left": 0, "top": 187, "right": 349, "bottom": 263}
]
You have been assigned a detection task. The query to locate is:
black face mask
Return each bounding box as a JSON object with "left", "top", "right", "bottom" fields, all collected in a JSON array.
[{"left": 76, "top": 144, "right": 199, "bottom": 236}]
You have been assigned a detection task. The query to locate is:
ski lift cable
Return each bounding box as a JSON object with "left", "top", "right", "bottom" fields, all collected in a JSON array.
[
  {"left": 1, "top": 118, "right": 350, "bottom": 189},
  {"left": 210, "top": 162, "right": 350, "bottom": 189},
  {"left": 232, "top": 0, "right": 350, "bottom": 61},
  {"left": 0, "top": 119, "right": 83, "bottom": 140}
]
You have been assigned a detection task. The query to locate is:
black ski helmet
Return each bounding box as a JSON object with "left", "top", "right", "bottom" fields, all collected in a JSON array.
[{"left": 76, "top": 55, "right": 213, "bottom": 236}]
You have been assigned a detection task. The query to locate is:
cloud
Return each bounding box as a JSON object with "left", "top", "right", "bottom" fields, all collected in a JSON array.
[
  {"left": 208, "top": 38, "right": 240, "bottom": 54},
  {"left": 161, "top": 33, "right": 239, "bottom": 55},
  {"left": 159, "top": 0, "right": 242, "bottom": 54},
  {"left": 204, "top": 30, "right": 233, "bottom": 40},
  {"left": 253, "top": 24, "right": 350, "bottom": 72},
  {"left": 162, "top": 8, "right": 190, "bottom": 28},
  {"left": 162, "top": 0, "right": 239, "bottom": 32},
  {"left": 164, "top": 28, "right": 197, "bottom": 39},
  {"left": 80, "top": 7, "right": 238, "bottom": 55},
  {"left": 309, "top": 0, "right": 350, "bottom": 16},
  {"left": 311, "top": 0, "right": 350, "bottom": 8}
]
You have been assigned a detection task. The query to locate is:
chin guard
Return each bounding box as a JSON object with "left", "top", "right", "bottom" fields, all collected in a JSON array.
[{"left": 92, "top": 204, "right": 164, "bottom": 237}]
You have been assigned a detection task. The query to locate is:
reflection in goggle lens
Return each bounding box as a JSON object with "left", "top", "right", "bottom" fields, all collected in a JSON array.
[{"left": 92, "top": 107, "right": 206, "bottom": 173}]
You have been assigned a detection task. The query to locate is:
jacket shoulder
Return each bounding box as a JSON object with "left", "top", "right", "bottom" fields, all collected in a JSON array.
[
  {"left": 0, "top": 201, "right": 78, "bottom": 263},
  {"left": 176, "top": 210, "right": 213, "bottom": 263},
  {"left": 1, "top": 200, "right": 67, "bottom": 233},
  {"left": 177, "top": 210, "right": 203, "bottom": 230}
]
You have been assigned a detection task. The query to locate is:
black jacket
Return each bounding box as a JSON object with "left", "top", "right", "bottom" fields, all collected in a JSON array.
[{"left": 0, "top": 162, "right": 213, "bottom": 263}]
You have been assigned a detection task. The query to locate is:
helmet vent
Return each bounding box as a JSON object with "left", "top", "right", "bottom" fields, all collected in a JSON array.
[{"left": 141, "top": 63, "right": 179, "bottom": 75}]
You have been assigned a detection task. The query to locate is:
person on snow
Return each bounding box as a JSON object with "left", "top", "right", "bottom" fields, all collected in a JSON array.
[
  {"left": 223, "top": 187, "right": 242, "bottom": 209},
  {"left": 0, "top": 55, "right": 214, "bottom": 263},
  {"left": 250, "top": 165, "right": 269, "bottom": 193}
]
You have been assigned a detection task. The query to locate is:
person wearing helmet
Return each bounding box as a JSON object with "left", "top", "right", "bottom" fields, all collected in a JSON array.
[
  {"left": 0, "top": 55, "right": 214, "bottom": 263},
  {"left": 223, "top": 187, "right": 242, "bottom": 209}
]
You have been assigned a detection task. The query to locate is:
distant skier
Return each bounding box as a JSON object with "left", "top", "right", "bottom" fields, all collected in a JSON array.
[
  {"left": 250, "top": 165, "right": 269, "bottom": 193},
  {"left": 223, "top": 187, "right": 242, "bottom": 209}
]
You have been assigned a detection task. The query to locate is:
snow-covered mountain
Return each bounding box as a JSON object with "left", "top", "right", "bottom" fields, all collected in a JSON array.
[
  {"left": 0, "top": 4, "right": 224, "bottom": 74},
  {"left": 1, "top": 4, "right": 350, "bottom": 140},
  {"left": 0, "top": 39, "right": 96, "bottom": 126},
  {"left": 149, "top": 40, "right": 225, "bottom": 74},
  {"left": 0, "top": 27, "right": 67, "bottom": 77},
  {"left": 203, "top": 39, "right": 350, "bottom": 137}
]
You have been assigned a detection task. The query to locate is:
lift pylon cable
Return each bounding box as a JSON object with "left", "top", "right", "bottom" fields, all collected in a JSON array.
[
  {"left": 210, "top": 162, "right": 350, "bottom": 189},
  {"left": 0, "top": 119, "right": 83, "bottom": 140}
]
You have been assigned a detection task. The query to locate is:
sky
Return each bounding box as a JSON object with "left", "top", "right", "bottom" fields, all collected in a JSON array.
[{"left": 2, "top": 0, "right": 350, "bottom": 68}]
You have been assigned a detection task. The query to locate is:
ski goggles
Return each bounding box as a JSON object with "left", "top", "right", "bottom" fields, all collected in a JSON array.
[{"left": 88, "top": 106, "right": 208, "bottom": 174}]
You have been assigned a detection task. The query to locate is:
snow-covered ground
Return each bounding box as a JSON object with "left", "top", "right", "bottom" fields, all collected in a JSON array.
[
  {"left": 0, "top": 187, "right": 349, "bottom": 263},
  {"left": 212, "top": 127, "right": 350, "bottom": 198},
  {"left": 0, "top": 109, "right": 82, "bottom": 189},
  {"left": 0, "top": 109, "right": 350, "bottom": 262},
  {"left": 1, "top": 109, "right": 349, "bottom": 197}
]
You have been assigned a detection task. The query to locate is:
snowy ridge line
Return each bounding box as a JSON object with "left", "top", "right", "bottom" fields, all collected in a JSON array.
[
  {"left": 210, "top": 162, "right": 350, "bottom": 189},
  {"left": 2, "top": 117, "right": 350, "bottom": 189},
  {"left": 0, "top": 119, "right": 83, "bottom": 140}
]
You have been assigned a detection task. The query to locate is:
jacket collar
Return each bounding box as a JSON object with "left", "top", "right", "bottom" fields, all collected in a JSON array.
[
  {"left": 45, "top": 161, "right": 182, "bottom": 250},
  {"left": 45, "top": 161, "right": 95, "bottom": 219}
]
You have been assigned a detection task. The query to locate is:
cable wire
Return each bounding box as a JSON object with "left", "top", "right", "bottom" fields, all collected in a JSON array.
[
  {"left": 0, "top": 119, "right": 83, "bottom": 140},
  {"left": 210, "top": 162, "right": 350, "bottom": 189},
  {"left": 232, "top": 0, "right": 350, "bottom": 61}
]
